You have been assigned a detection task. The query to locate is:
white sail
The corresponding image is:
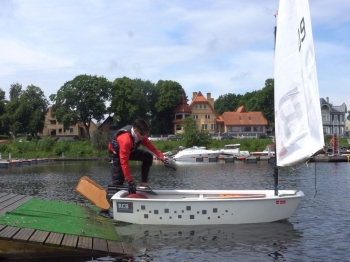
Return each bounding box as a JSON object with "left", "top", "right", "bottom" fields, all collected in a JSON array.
[{"left": 274, "top": 0, "right": 324, "bottom": 167}]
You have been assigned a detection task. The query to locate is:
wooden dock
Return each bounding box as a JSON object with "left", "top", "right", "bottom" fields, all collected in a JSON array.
[{"left": 0, "top": 192, "right": 134, "bottom": 260}]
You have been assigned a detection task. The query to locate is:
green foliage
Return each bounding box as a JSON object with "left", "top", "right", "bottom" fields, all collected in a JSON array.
[
  {"left": 214, "top": 93, "right": 243, "bottom": 115},
  {"left": 91, "top": 129, "right": 110, "bottom": 156},
  {"left": 36, "top": 139, "right": 55, "bottom": 152},
  {"left": 180, "top": 117, "right": 211, "bottom": 148},
  {"left": 110, "top": 77, "right": 149, "bottom": 127},
  {"left": 239, "top": 78, "right": 274, "bottom": 124},
  {"left": 2, "top": 84, "right": 48, "bottom": 138},
  {"left": 50, "top": 74, "right": 111, "bottom": 140},
  {"left": 54, "top": 142, "right": 70, "bottom": 156},
  {"left": 0, "top": 143, "right": 9, "bottom": 154},
  {"left": 155, "top": 80, "right": 186, "bottom": 134}
]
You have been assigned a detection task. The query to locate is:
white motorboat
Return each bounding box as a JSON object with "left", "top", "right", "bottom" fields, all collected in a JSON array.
[
  {"left": 220, "top": 144, "right": 250, "bottom": 157},
  {"left": 251, "top": 144, "right": 275, "bottom": 157},
  {"left": 111, "top": 189, "right": 304, "bottom": 225},
  {"left": 172, "top": 146, "right": 221, "bottom": 161},
  {"left": 111, "top": 0, "right": 324, "bottom": 225}
]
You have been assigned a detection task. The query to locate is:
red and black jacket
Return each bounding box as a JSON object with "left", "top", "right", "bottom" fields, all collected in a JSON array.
[{"left": 108, "top": 125, "right": 165, "bottom": 182}]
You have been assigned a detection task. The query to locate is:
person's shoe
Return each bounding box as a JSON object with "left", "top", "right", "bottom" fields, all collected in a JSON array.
[{"left": 99, "top": 210, "right": 112, "bottom": 219}]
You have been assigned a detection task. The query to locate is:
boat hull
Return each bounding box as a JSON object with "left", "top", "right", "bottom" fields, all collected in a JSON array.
[
  {"left": 111, "top": 189, "right": 303, "bottom": 225},
  {"left": 173, "top": 152, "right": 221, "bottom": 161}
]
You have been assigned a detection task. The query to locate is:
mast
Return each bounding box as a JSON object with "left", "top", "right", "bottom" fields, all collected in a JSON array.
[{"left": 273, "top": 10, "right": 279, "bottom": 196}]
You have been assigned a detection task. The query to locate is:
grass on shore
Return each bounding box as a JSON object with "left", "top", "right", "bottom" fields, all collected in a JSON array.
[{"left": 0, "top": 136, "right": 348, "bottom": 159}]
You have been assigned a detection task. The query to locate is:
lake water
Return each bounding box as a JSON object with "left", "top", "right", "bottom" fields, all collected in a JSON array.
[{"left": 1, "top": 160, "right": 350, "bottom": 261}]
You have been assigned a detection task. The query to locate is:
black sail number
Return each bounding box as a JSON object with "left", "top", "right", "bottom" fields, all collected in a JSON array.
[{"left": 298, "top": 17, "right": 306, "bottom": 52}]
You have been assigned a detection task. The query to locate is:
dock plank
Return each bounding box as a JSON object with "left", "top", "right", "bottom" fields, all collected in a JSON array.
[
  {"left": 0, "top": 194, "right": 26, "bottom": 208},
  {"left": 0, "top": 226, "right": 21, "bottom": 240},
  {"left": 93, "top": 238, "right": 108, "bottom": 252},
  {"left": 28, "top": 230, "right": 50, "bottom": 244},
  {"left": 0, "top": 193, "right": 17, "bottom": 204},
  {"left": 121, "top": 242, "right": 134, "bottom": 255},
  {"left": 107, "top": 240, "right": 124, "bottom": 254},
  {"left": 61, "top": 234, "right": 78, "bottom": 249},
  {"left": 0, "top": 193, "right": 8, "bottom": 198},
  {"left": 0, "top": 225, "right": 6, "bottom": 232},
  {"left": 12, "top": 228, "right": 35, "bottom": 243},
  {"left": 77, "top": 236, "right": 92, "bottom": 250},
  {"left": 45, "top": 232, "right": 64, "bottom": 247},
  {"left": 0, "top": 196, "right": 33, "bottom": 215}
]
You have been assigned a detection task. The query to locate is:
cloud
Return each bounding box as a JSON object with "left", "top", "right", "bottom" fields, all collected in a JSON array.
[{"left": 0, "top": 0, "right": 349, "bottom": 109}]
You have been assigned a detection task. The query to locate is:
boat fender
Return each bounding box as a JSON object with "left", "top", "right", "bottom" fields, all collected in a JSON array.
[{"left": 125, "top": 193, "right": 148, "bottom": 199}]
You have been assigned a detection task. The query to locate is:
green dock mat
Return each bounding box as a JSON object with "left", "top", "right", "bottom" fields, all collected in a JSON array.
[{"left": 0, "top": 198, "right": 119, "bottom": 241}]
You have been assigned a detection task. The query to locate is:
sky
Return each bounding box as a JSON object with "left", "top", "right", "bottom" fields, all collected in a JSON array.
[{"left": 1, "top": 0, "right": 350, "bottom": 109}]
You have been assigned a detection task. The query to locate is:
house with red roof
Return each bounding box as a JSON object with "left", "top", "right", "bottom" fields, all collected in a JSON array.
[{"left": 172, "top": 91, "right": 268, "bottom": 137}]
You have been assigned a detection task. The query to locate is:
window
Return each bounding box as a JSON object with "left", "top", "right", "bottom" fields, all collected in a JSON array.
[
  {"left": 204, "top": 104, "right": 206, "bottom": 109},
  {"left": 176, "top": 125, "right": 182, "bottom": 130},
  {"left": 334, "top": 115, "right": 338, "bottom": 121},
  {"left": 205, "top": 115, "right": 210, "bottom": 119},
  {"left": 253, "top": 126, "right": 263, "bottom": 132},
  {"left": 243, "top": 126, "right": 251, "bottom": 132},
  {"left": 193, "top": 115, "right": 198, "bottom": 119},
  {"left": 202, "top": 124, "right": 207, "bottom": 130},
  {"left": 58, "top": 128, "right": 62, "bottom": 134},
  {"left": 70, "top": 128, "right": 74, "bottom": 133},
  {"left": 50, "top": 120, "right": 56, "bottom": 125},
  {"left": 211, "top": 124, "right": 215, "bottom": 130},
  {"left": 200, "top": 105, "right": 202, "bottom": 109}
]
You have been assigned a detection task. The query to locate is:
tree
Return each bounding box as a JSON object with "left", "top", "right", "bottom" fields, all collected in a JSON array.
[
  {"left": 133, "top": 79, "right": 159, "bottom": 134},
  {"left": 21, "top": 85, "right": 49, "bottom": 138},
  {"left": 214, "top": 93, "right": 243, "bottom": 115},
  {"left": 2, "top": 85, "right": 48, "bottom": 138},
  {"left": 50, "top": 74, "right": 111, "bottom": 140},
  {"left": 9, "top": 82, "right": 22, "bottom": 100},
  {"left": 181, "top": 116, "right": 211, "bottom": 148},
  {"left": 0, "top": 88, "right": 9, "bottom": 135},
  {"left": 155, "top": 80, "right": 186, "bottom": 134},
  {"left": 238, "top": 78, "right": 274, "bottom": 124},
  {"left": 109, "top": 77, "right": 149, "bottom": 128}
]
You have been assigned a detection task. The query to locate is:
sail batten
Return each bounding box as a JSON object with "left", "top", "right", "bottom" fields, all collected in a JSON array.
[{"left": 274, "top": 0, "right": 324, "bottom": 167}]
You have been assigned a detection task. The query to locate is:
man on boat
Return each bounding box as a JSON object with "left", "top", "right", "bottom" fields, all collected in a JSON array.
[{"left": 108, "top": 117, "right": 166, "bottom": 189}]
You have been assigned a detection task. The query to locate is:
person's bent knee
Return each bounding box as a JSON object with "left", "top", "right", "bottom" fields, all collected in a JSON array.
[{"left": 143, "top": 152, "right": 153, "bottom": 164}]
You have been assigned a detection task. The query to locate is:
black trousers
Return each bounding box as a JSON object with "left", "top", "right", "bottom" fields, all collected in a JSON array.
[{"left": 110, "top": 149, "right": 154, "bottom": 185}]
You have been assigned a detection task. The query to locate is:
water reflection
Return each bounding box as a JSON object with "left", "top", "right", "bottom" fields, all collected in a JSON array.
[{"left": 114, "top": 220, "right": 301, "bottom": 262}]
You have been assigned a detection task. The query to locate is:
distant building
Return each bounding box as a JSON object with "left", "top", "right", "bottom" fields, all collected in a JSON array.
[
  {"left": 42, "top": 107, "right": 97, "bottom": 139},
  {"left": 345, "top": 120, "right": 350, "bottom": 137},
  {"left": 216, "top": 106, "right": 268, "bottom": 137},
  {"left": 172, "top": 91, "right": 268, "bottom": 137},
  {"left": 320, "top": 97, "right": 347, "bottom": 137}
]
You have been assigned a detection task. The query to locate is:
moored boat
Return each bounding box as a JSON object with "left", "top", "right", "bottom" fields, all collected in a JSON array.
[
  {"left": 219, "top": 144, "right": 250, "bottom": 157},
  {"left": 251, "top": 144, "right": 275, "bottom": 157},
  {"left": 172, "top": 146, "right": 221, "bottom": 161}
]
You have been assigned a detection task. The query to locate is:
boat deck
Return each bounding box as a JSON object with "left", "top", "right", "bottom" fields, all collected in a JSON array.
[{"left": 0, "top": 192, "right": 133, "bottom": 259}]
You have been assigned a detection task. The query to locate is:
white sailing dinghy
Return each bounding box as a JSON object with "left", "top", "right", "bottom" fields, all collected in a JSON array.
[{"left": 111, "top": 0, "right": 324, "bottom": 225}]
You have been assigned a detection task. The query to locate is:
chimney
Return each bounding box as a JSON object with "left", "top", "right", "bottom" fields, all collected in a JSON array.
[
  {"left": 326, "top": 97, "right": 329, "bottom": 103},
  {"left": 192, "top": 92, "right": 197, "bottom": 101},
  {"left": 207, "top": 93, "right": 214, "bottom": 107}
]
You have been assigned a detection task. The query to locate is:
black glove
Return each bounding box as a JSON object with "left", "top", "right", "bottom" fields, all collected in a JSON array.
[{"left": 128, "top": 181, "right": 136, "bottom": 194}]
